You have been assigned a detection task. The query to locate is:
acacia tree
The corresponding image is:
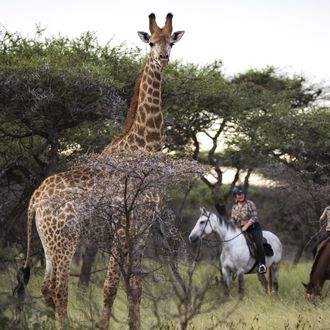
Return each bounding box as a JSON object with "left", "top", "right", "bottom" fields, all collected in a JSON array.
[
  {"left": 0, "top": 29, "right": 144, "bottom": 250},
  {"left": 60, "top": 151, "right": 203, "bottom": 328},
  {"left": 163, "top": 64, "right": 326, "bottom": 216},
  {"left": 229, "top": 69, "right": 329, "bottom": 259},
  {"left": 163, "top": 63, "right": 329, "bottom": 263}
]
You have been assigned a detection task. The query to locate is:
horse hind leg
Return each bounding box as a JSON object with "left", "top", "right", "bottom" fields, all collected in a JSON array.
[
  {"left": 257, "top": 272, "right": 269, "bottom": 293},
  {"left": 269, "top": 262, "right": 280, "bottom": 294}
]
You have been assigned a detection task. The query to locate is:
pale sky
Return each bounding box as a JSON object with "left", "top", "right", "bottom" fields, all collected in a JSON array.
[{"left": 1, "top": 0, "right": 330, "bottom": 84}]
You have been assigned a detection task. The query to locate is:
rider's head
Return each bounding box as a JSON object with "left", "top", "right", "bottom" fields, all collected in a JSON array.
[{"left": 233, "top": 185, "right": 246, "bottom": 202}]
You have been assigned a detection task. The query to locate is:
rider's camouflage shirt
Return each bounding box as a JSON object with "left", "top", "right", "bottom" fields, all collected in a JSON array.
[
  {"left": 320, "top": 206, "right": 330, "bottom": 231},
  {"left": 230, "top": 199, "right": 258, "bottom": 227}
]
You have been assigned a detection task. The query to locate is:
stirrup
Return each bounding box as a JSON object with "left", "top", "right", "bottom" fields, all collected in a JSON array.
[{"left": 258, "top": 264, "right": 267, "bottom": 274}]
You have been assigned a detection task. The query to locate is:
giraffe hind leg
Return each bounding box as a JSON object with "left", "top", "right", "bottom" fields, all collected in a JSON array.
[
  {"left": 41, "top": 261, "right": 56, "bottom": 316},
  {"left": 53, "top": 244, "right": 77, "bottom": 325}
]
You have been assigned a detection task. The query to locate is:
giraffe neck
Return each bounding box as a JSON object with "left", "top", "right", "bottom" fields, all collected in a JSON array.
[{"left": 102, "top": 55, "right": 164, "bottom": 155}]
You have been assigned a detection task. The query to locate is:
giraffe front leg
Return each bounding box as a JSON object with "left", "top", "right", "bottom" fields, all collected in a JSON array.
[
  {"left": 99, "top": 252, "right": 121, "bottom": 329},
  {"left": 99, "top": 227, "right": 127, "bottom": 329},
  {"left": 127, "top": 274, "right": 142, "bottom": 330},
  {"left": 127, "top": 249, "right": 144, "bottom": 330},
  {"left": 126, "top": 224, "right": 149, "bottom": 330}
]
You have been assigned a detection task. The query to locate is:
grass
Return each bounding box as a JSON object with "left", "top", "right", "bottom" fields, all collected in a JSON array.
[{"left": 0, "top": 259, "right": 329, "bottom": 329}]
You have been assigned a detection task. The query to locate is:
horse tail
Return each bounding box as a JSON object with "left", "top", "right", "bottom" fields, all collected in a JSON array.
[
  {"left": 13, "top": 195, "right": 35, "bottom": 299},
  {"left": 268, "top": 266, "right": 273, "bottom": 294}
]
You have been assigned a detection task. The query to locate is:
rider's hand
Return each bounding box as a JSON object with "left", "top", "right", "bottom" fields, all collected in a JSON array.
[
  {"left": 241, "top": 225, "right": 248, "bottom": 231},
  {"left": 242, "top": 220, "right": 253, "bottom": 232}
]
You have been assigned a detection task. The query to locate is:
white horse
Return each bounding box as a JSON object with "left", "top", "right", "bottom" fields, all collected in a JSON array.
[{"left": 189, "top": 208, "right": 282, "bottom": 296}]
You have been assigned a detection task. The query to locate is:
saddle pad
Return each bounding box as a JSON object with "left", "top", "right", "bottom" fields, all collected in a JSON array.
[
  {"left": 243, "top": 232, "right": 274, "bottom": 257},
  {"left": 263, "top": 242, "right": 274, "bottom": 256}
]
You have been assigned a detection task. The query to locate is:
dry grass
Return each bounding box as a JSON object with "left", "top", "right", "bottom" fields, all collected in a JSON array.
[{"left": 1, "top": 259, "right": 329, "bottom": 329}]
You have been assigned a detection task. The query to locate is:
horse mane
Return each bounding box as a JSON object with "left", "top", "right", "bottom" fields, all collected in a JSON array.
[
  {"left": 310, "top": 237, "right": 330, "bottom": 278},
  {"left": 215, "top": 212, "right": 237, "bottom": 231},
  {"left": 109, "top": 64, "right": 144, "bottom": 147}
]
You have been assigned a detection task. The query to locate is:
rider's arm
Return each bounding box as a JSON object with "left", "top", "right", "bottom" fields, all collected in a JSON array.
[
  {"left": 247, "top": 200, "right": 258, "bottom": 223},
  {"left": 241, "top": 200, "right": 258, "bottom": 231},
  {"left": 241, "top": 220, "right": 253, "bottom": 231},
  {"left": 319, "top": 206, "right": 329, "bottom": 230},
  {"left": 320, "top": 207, "right": 328, "bottom": 222},
  {"left": 230, "top": 205, "right": 238, "bottom": 225}
]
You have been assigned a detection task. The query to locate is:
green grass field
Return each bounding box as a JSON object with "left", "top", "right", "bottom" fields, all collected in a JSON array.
[{"left": 0, "top": 259, "right": 329, "bottom": 329}]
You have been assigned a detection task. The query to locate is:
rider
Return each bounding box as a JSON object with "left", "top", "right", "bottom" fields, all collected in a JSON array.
[
  {"left": 313, "top": 205, "right": 330, "bottom": 257},
  {"left": 230, "top": 185, "right": 267, "bottom": 274}
]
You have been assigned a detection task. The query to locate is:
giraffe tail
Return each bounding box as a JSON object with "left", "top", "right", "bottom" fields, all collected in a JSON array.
[{"left": 13, "top": 195, "right": 35, "bottom": 298}]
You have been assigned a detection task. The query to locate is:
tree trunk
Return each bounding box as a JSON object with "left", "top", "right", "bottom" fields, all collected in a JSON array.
[
  {"left": 78, "top": 243, "right": 98, "bottom": 287},
  {"left": 292, "top": 239, "right": 306, "bottom": 265}
]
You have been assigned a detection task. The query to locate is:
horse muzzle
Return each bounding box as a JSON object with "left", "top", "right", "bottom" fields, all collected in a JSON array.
[{"left": 188, "top": 234, "right": 199, "bottom": 243}]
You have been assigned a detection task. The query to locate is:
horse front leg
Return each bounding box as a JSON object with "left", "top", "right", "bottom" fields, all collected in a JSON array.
[
  {"left": 221, "top": 267, "right": 231, "bottom": 297},
  {"left": 238, "top": 273, "right": 245, "bottom": 298}
]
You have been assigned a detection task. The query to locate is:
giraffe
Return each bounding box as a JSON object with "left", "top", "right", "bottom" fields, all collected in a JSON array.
[
  {"left": 99, "top": 15, "right": 184, "bottom": 328},
  {"left": 15, "top": 12, "right": 184, "bottom": 329}
]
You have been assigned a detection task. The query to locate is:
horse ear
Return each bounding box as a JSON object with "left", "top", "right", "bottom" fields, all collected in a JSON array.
[
  {"left": 302, "top": 282, "right": 307, "bottom": 288},
  {"left": 200, "top": 207, "right": 207, "bottom": 215}
]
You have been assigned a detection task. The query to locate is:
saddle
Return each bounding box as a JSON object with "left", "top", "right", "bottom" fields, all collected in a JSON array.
[{"left": 243, "top": 232, "right": 274, "bottom": 259}]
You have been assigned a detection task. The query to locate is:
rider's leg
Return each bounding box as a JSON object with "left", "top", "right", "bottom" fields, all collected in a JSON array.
[
  {"left": 247, "top": 222, "right": 266, "bottom": 273},
  {"left": 313, "top": 231, "right": 330, "bottom": 257}
]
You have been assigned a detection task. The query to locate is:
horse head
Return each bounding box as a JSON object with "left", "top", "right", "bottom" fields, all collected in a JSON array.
[
  {"left": 188, "top": 207, "right": 214, "bottom": 243},
  {"left": 302, "top": 281, "right": 321, "bottom": 301}
]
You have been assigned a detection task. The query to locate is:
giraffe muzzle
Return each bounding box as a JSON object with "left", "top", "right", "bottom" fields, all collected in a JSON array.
[{"left": 159, "top": 54, "right": 169, "bottom": 67}]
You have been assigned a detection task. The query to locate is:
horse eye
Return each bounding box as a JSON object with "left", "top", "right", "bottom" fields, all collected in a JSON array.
[
  {"left": 170, "top": 42, "right": 174, "bottom": 47},
  {"left": 149, "top": 42, "right": 154, "bottom": 47},
  {"left": 200, "top": 221, "right": 205, "bottom": 225}
]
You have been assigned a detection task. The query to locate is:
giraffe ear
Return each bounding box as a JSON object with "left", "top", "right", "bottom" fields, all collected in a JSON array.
[
  {"left": 137, "top": 31, "right": 150, "bottom": 43},
  {"left": 172, "top": 31, "right": 185, "bottom": 43}
]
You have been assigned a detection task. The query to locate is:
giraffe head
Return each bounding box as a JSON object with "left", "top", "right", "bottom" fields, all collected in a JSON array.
[{"left": 138, "top": 13, "right": 184, "bottom": 68}]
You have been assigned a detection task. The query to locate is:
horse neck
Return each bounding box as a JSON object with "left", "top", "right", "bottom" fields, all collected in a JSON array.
[{"left": 309, "top": 238, "right": 330, "bottom": 289}]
